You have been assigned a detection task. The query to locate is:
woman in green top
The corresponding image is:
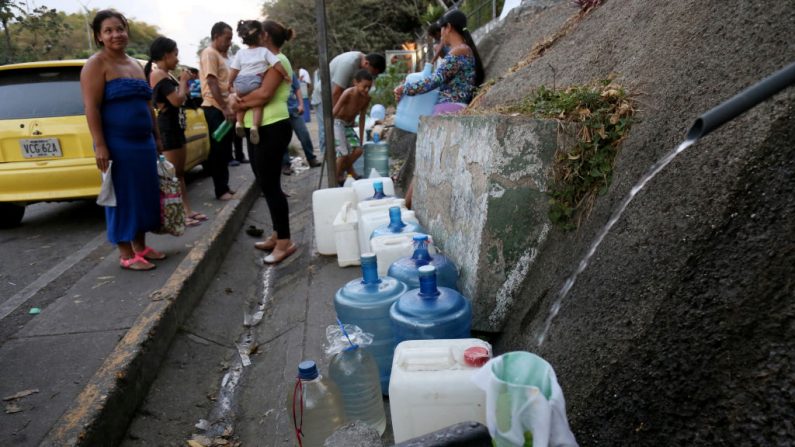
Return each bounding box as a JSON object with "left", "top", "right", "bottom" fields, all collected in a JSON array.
[{"left": 232, "top": 19, "right": 296, "bottom": 264}]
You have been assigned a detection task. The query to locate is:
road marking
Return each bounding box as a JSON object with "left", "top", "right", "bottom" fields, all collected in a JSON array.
[{"left": 0, "top": 232, "right": 107, "bottom": 321}]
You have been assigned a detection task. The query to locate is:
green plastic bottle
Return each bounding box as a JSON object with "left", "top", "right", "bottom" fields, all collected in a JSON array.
[{"left": 212, "top": 120, "right": 232, "bottom": 142}]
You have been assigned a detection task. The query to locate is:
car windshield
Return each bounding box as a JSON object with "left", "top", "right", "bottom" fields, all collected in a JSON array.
[{"left": 0, "top": 66, "right": 84, "bottom": 119}]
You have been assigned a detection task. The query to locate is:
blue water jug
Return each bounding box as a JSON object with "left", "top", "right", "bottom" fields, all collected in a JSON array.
[
  {"left": 363, "top": 139, "right": 389, "bottom": 178},
  {"left": 395, "top": 63, "right": 439, "bottom": 133},
  {"left": 334, "top": 254, "right": 408, "bottom": 394},
  {"left": 363, "top": 180, "right": 390, "bottom": 201},
  {"left": 390, "top": 265, "right": 472, "bottom": 344},
  {"left": 370, "top": 207, "right": 426, "bottom": 240},
  {"left": 388, "top": 234, "right": 459, "bottom": 291}
]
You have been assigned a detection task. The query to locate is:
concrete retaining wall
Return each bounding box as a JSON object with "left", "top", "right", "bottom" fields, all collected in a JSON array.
[{"left": 413, "top": 115, "right": 561, "bottom": 332}]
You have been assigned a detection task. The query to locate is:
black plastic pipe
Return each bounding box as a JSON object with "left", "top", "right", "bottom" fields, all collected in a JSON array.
[{"left": 687, "top": 61, "right": 795, "bottom": 141}]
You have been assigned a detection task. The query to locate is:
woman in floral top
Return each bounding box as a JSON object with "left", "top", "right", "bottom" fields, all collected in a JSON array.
[{"left": 395, "top": 9, "right": 484, "bottom": 115}]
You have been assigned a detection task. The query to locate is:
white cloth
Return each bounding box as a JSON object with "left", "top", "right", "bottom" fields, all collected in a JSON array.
[
  {"left": 471, "top": 352, "right": 578, "bottom": 447},
  {"left": 298, "top": 68, "right": 311, "bottom": 85},
  {"left": 229, "top": 47, "right": 280, "bottom": 77}
]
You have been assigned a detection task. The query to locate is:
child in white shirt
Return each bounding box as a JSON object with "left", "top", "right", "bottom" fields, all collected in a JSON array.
[{"left": 228, "top": 20, "right": 288, "bottom": 144}]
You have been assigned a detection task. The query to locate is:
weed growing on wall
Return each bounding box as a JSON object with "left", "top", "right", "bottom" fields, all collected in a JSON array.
[{"left": 499, "top": 79, "right": 635, "bottom": 229}]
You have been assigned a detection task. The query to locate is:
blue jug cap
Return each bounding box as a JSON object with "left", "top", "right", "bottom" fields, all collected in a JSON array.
[
  {"left": 298, "top": 360, "right": 319, "bottom": 380},
  {"left": 418, "top": 265, "right": 436, "bottom": 277},
  {"left": 413, "top": 234, "right": 428, "bottom": 242}
]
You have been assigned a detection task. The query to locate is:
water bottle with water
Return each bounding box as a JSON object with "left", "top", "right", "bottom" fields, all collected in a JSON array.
[
  {"left": 370, "top": 206, "right": 426, "bottom": 240},
  {"left": 390, "top": 264, "right": 472, "bottom": 344},
  {"left": 388, "top": 234, "right": 459, "bottom": 291},
  {"left": 326, "top": 323, "right": 386, "bottom": 434},
  {"left": 334, "top": 253, "right": 407, "bottom": 393},
  {"left": 287, "top": 360, "right": 346, "bottom": 447}
]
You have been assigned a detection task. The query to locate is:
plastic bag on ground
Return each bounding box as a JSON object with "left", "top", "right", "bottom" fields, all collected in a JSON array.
[{"left": 471, "top": 351, "right": 578, "bottom": 447}]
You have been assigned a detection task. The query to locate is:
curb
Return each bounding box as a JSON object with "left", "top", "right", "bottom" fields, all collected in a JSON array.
[{"left": 40, "top": 177, "right": 259, "bottom": 447}]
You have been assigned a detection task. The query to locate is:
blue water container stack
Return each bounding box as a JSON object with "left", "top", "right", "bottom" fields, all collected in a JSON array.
[
  {"left": 390, "top": 265, "right": 472, "bottom": 344},
  {"left": 370, "top": 206, "right": 426, "bottom": 240},
  {"left": 334, "top": 254, "right": 408, "bottom": 393},
  {"left": 388, "top": 234, "right": 459, "bottom": 291},
  {"left": 395, "top": 63, "right": 439, "bottom": 133}
]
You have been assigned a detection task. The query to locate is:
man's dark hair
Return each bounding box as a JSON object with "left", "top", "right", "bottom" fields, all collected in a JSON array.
[
  {"left": 427, "top": 23, "right": 442, "bottom": 39},
  {"left": 364, "top": 53, "right": 386, "bottom": 75},
  {"left": 211, "top": 22, "right": 232, "bottom": 40}
]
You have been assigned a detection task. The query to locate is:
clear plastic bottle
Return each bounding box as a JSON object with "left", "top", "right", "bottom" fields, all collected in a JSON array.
[
  {"left": 334, "top": 254, "right": 407, "bottom": 394},
  {"left": 329, "top": 346, "right": 387, "bottom": 434},
  {"left": 287, "top": 360, "right": 346, "bottom": 447},
  {"left": 157, "top": 154, "right": 176, "bottom": 178}
]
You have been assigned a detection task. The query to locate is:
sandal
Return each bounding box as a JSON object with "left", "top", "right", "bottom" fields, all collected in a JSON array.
[
  {"left": 188, "top": 211, "right": 208, "bottom": 221},
  {"left": 254, "top": 235, "right": 277, "bottom": 251},
  {"left": 263, "top": 243, "right": 297, "bottom": 264},
  {"left": 134, "top": 246, "right": 167, "bottom": 261},
  {"left": 120, "top": 253, "right": 156, "bottom": 271},
  {"left": 185, "top": 216, "right": 202, "bottom": 227}
]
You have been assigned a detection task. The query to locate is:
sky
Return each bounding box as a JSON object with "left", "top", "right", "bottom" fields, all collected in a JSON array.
[{"left": 38, "top": 0, "right": 266, "bottom": 67}]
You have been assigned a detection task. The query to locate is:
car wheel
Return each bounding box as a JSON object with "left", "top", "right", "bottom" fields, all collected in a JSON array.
[{"left": 0, "top": 203, "right": 25, "bottom": 228}]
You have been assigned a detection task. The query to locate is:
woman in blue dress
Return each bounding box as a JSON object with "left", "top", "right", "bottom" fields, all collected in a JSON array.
[{"left": 80, "top": 9, "right": 166, "bottom": 271}]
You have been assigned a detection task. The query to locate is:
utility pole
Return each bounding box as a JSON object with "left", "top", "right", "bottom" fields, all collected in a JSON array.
[
  {"left": 315, "top": 0, "right": 337, "bottom": 188},
  {"left": 75, "top": 0, "right": 92, "bottom": 53}
]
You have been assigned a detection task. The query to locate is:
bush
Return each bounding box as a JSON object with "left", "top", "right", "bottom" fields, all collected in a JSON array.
[{"left": 371, "top": 63, "right": 410, "bottom": 109}]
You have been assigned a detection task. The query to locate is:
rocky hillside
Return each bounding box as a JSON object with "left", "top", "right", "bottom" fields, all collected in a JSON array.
[{"left": 475, "top": 0, "right": 794, "bottom": 445}]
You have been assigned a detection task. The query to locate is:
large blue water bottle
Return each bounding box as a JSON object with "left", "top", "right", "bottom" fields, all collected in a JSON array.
[
  {"left": 395, "top": 63, "right": 440, "bottom": 133},
  {"left": 334, "top": 253, "right": 408, "bottom": 394},
  {"left": 363, "top": 180, "right": 390, "bottom": 201},
  {"left": 370, "top": 206, "right": 426, "bottom": 240},
  {"left": 388, "top": 234, "right": 459, "bottom": 291},
  {"left": 390, "top": 265, "right": 472, "bottom": 344},
  {"left": 363, "top": 134, "right": 389, "bottom": 178}
]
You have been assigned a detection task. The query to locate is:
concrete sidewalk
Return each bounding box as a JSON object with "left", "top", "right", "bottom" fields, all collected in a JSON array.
[{"left": 0, "top": 162, "right": 259, "bottom": 446}]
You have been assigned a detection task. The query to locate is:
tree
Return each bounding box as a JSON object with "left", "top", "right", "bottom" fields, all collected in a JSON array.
[
  {"left": 263, "top": 0, "right": 434, "bottom": 73},
  {"left": 0, "top": 0, "right": 24, "bottom": 63},
  {"left": 14, "top": 6, "right": 71, "bottom": 61}
]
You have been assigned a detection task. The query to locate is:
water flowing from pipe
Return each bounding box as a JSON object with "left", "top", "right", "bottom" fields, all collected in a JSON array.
[{"left": 537, "top": 138, "right": 696, "bottom": 345}]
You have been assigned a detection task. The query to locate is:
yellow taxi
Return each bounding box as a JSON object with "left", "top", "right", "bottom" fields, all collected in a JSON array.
[{"left": 0, "top": 59, "right": 210, "bottom": 227}]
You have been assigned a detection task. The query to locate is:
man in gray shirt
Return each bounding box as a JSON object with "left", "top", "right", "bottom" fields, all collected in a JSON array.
[{"left": 315, "top": 51, "right": 385, "bottom": 158}]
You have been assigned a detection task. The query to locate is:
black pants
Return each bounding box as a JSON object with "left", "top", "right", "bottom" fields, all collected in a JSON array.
[
  {"left": 248, "top": 119, "right": 293, "bottom": 239},
  {"left": 202, "top": 106, "right": 232, "bottom": 198},
  {"left": 233, "top": 134, "right": 246, "bottom": 161}
]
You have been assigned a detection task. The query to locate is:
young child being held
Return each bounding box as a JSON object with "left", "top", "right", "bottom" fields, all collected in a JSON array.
[
  {"left": 332, "top": 69, "right": 373, "bottom": 184},
  {"left": 228, "top": 20, "right": 289, "bottom": 144}
]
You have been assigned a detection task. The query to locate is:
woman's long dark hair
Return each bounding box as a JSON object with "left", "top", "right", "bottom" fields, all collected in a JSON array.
[
  {"left": 144, "top": 36, "right": 177, "bottom": 81},
  {"left": 262, "top": 19, "right": 294, "bottom": 49},
  {"left": 438, "top": 9, "right": 485, "bottom": 86},
  {"left": 91, "top": 9, "right": 128, "bottom": 48}
]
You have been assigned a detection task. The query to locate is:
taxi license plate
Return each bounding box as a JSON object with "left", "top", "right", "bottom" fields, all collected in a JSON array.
[{"left": 20, "top": 138, "right": 62, "bottom": 158}]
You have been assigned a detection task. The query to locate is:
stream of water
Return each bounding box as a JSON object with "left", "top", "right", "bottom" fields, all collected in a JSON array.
[{"left": 537, "top": 138, "right": 697, "bottom": 345}]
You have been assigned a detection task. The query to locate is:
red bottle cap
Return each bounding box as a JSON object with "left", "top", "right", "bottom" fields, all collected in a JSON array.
[{"left": 463, "top": 346, "right": 490, "bottom": 367}]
